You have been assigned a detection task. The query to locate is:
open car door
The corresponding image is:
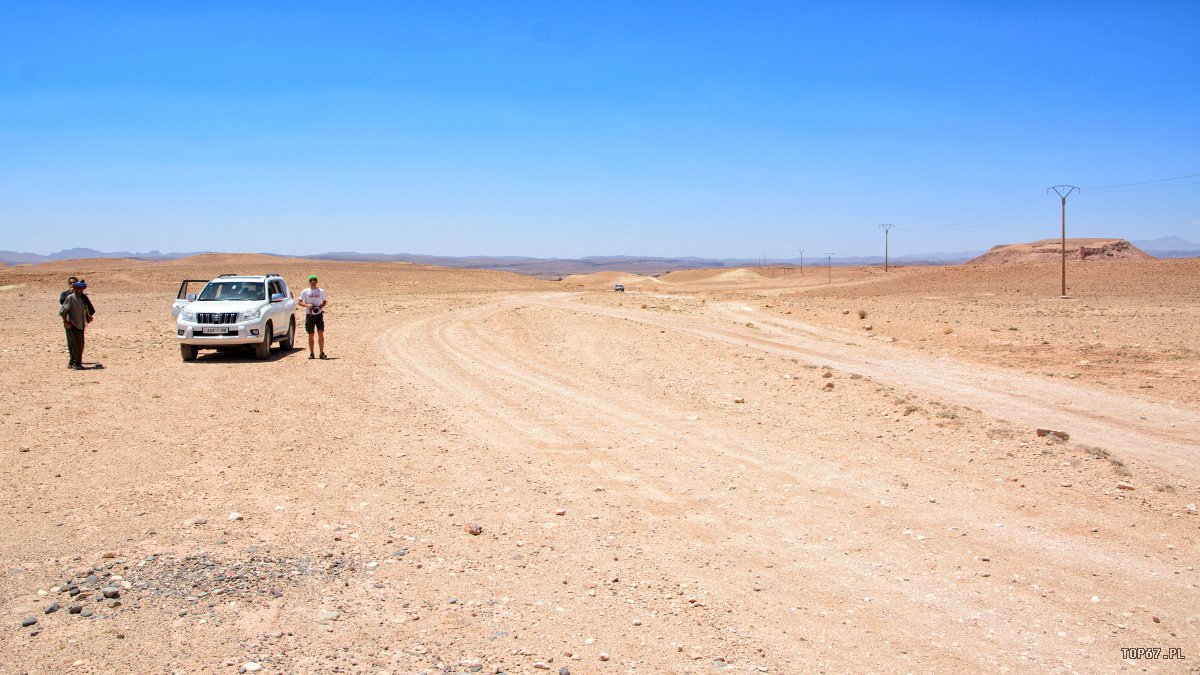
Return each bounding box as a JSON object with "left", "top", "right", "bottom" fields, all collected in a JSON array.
[{"left": 172, "top": 279, "right": 210, "bottom": 319}]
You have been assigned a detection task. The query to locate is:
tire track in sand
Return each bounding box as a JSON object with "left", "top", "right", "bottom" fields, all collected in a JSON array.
[
  {"left": 529, "top": 293, "right": 1200, "bottom": 478},
  {"left": 378, "top": 295, "right": 1194, "bottom": 672}
]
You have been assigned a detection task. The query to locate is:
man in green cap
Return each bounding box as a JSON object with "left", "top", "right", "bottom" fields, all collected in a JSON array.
[{"left": 298, "top": 274, "right": 329, "bottom": 359}]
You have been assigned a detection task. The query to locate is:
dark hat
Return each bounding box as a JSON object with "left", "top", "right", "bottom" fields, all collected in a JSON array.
[{"left": 72, "top": 281, "right": 87, "bottom": 289}]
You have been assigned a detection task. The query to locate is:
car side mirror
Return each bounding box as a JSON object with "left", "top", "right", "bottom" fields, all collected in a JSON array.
[
  {"left": 270, "top": 292, "right": 286, "bottom": 303},
  {"left": 187, "top": 293, "right": 197, "bottom": 301}
]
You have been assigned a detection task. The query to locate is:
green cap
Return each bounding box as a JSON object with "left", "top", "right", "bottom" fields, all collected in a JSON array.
[{"left": 308, "top": 275, "right": 318, "bottom": 281}]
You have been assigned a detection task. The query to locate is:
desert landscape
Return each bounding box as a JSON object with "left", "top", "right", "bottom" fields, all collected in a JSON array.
[{"left": 1, "top": 254, "right": 1198, "bottom": 674}]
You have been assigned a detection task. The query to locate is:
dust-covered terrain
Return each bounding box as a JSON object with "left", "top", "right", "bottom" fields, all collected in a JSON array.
[{"left": 1, "top": 256, "right": 1197, "bottom": 673}]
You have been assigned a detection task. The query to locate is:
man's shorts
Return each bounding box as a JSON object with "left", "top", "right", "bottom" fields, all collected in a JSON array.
[{"left": 305, "top": 313, "right": 325, "bottom": 333}]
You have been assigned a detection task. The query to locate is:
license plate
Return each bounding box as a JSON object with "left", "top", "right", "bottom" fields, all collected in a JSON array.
[{"left": 202, "top": 327, "right": 227, "bottom": 335}]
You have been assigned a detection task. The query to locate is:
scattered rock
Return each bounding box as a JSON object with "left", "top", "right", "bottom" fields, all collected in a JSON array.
[
  {"left": 823, "top": 382, "right": 834, "bottom": 390},
  {"left": 599, "top": 652, "right": 610, "bottom": 661},
  {"left": 733, "top": 397, "right": 745, "bottom": 404},
  {"left": 102, "top": 586, "right": 120, "bottom": 599},
  {"left": 1186, "top": 503, "right": 1197, "bottom": 513},
  {"left": 316, "top": 610, "right": 340, "bottom": 622},
  {"left": 67, "top": 604, "right": 83, "bottom": 614},
  {"left": 864, "top": 324, "right": 873, "bottom": 331},
  {"left": 464, "top": 523, "right": 484, "bottom": 536},
  {"left": 188, "top": 517, "right": 208, "bottom": 526},
  {"left": 241, "top": 663, "right": 262, "bottom": 673},
  {"left": 821, "top": 371, "right": 832, "bottom": 378},
  {"left": 18, "top": 445, "right": 30, "bottom": 453},
  {"left": 555, "top": 509, "right": 567, "bottom": 516},
  {"left": 1116, "top": 482, "right": 1135, "bottom": 491},
  {"left": 44, "top": 602, "right": 60, "bottom": 614},
  {"left": 228, "top": 512, "right": 243, "bottom": 522},
  {"left": 20, "top": 616, "right": 37, "bottom": 627},
  {"left": 1035, "top": 428, "right": 1069, "bottom": 441}
]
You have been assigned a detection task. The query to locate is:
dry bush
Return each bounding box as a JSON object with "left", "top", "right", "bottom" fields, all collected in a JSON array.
[
  {"left": 857, "top": 309, "right": 868, "bottom": 319},
  {"left": 1085, "top": 446, "right": 1132, "bottom": 477}
]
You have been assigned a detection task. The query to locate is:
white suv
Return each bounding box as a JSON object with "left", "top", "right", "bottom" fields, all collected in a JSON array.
[{"left": 173, "top": 274, "right": 297, "bottom": 361}]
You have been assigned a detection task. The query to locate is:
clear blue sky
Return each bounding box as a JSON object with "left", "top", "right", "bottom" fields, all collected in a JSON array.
[{"left": 2, "top": 2, "right": 1197, "bottom": 258}]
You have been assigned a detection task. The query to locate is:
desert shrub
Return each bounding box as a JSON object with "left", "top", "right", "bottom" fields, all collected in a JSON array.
[{"left": 857, "top": 309, "right": 868, "bottom": 319}]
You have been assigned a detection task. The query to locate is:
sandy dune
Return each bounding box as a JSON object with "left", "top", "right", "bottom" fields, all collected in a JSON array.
[{"left": 1, "top": 256, "right": 1197, "bottom": 673}]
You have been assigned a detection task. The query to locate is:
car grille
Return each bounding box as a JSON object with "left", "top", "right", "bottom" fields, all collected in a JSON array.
[{"left": 198, "top": 312, "right": 240, "bottom": 324}]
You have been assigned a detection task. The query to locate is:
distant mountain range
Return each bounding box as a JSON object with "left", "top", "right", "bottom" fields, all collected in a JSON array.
[
  {"left": 1131, "top": 236, "right": 1200, "bottom": 258},
  {"left": 0, "top": 247, "right": 200, "bottom": 265},
  {"left": 2, "top": 237, "right": 1196, "bottom": 277}
]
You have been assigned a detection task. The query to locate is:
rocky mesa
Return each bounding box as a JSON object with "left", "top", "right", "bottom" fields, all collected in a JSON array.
[{"left": 969, "top": 238, "right": 1153, "bottom": 265}]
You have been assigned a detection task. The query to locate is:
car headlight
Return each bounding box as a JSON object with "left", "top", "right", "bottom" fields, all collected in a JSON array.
[
  {"left": 241, "top": 307, "right": 262, "bottom": 321},
  {"left": 180, "top": 310, "right": 196, "bottom": 322}
]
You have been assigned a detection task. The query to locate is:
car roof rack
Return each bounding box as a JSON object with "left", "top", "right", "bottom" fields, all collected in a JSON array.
[{"left": 217, "top": 274, "right": 238, "bottom": 277}]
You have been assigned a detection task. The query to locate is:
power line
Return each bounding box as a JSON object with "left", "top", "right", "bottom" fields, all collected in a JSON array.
[
  {"left": 1082, "top": 180, "right": 1200, "bottom": 194},
  {"left": 891, "top": 172, "right": 1196, "bottom": 236},
  {"left": 1082, "top": 173, "right": 1198, "bottom": 191},
  {"left": 904, "top": 194, "right": 1053, "bottom": 233}
]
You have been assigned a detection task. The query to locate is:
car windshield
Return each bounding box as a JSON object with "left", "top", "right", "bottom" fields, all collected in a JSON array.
[{"left": 197, "top": 282, "right": 265, "bottom": 301}]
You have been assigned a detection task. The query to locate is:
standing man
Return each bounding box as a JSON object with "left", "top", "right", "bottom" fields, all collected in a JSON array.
[
  {"left": 59, "top": 280, "right": 92, "bottom": 369},
  {"left": 298, "top": 274, "right": 329, "bottom": 359}
]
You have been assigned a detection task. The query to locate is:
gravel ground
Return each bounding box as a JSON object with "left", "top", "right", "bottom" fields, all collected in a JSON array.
[{"left": 1, "top": 255, "right": 1197, "bottom": 673}]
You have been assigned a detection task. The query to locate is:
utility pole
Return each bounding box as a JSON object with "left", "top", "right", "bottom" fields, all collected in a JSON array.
[
  {"left": 824, "top": 252, "right": 834, "bottom": 284},
  {"left": 879, "top": 223, "right": 896, "bottom": 272},
  {"left": 1048, "top": 185, "right": 1079, "bottom": 298}
]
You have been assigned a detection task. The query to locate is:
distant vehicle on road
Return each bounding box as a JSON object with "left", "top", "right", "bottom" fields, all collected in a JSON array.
[
  {"left": 173, "top": 274, "right": 297, "bottom": 361},
  {"left": 614, "top": 283, "right": 625, "bottom": 292}
]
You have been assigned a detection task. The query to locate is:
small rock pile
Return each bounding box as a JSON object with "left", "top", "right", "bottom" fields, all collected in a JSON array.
[
  {"left": 22, "top": 558, "right": 134, "bottom": 634},
  {"left": 130, "top": 550, "right": 356, "bottom": 611},
  {"left": 25, "top": 549, "right": 356, "bottom": 634}
]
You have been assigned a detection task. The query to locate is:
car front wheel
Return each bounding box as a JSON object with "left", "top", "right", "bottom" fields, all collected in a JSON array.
[
  {"left": 255, "top": 322, "right": 272, "bottom": 360},
  {"left": 181, "top": 344, "right": 197, "bottom": 361}
]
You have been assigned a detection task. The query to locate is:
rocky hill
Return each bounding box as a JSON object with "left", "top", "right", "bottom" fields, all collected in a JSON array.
[{"left": 968, "top": 238, "right": 1153, "bottom": 265}]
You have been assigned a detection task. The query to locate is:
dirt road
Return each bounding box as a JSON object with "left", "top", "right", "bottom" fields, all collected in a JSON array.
[{"left": 381, "top": 290, "right": 1199, "bottom": 672}]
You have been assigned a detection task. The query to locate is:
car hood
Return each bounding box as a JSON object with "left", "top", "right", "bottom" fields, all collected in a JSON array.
[{"left": 182, "top": 300, "right": 266, "bottom": 314}]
